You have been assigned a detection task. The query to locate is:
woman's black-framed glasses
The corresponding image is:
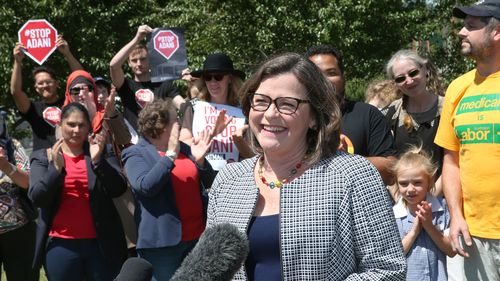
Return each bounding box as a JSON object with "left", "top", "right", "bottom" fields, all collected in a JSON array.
[
  {"left": 249, "top": 93, "right": 309, "bottom": 115},
  {"left": 393, "top": 69, "right": 420, "bottom": 84}
]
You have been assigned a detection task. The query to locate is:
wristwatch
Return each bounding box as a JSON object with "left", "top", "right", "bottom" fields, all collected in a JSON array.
[{"left": 166, "top": 150, "right": 178, "bottom": 161}]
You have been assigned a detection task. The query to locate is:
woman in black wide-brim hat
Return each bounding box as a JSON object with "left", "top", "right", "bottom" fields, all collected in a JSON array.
[{"left": 180, "top": 53, "right": 254, "bottom": 169}]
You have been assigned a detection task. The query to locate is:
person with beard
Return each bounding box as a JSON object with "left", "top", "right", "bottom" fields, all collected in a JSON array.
[
  {"left": 306, "top": 45, "right": 396, "bottom": 185},
  {"left": 434, "top": 1, "right": 500, "bottom": 280},
  {"left": 10, "top": 35, "right": 82, "bottom": 151},
  {"left": 109, "top": 25, "right": 184, "bottom": 134}
]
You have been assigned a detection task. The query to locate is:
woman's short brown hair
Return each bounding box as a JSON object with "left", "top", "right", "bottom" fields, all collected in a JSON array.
[
  {"left": 240, "top": 52, "right": 342, "bottom": 164},
  {"left": 137, "top": 99, "right": 175, "bottom": 139}
]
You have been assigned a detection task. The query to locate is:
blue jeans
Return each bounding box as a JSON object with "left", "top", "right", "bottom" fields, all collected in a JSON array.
[
  {"left": 137, "top": 240, "right": 197, "bottom": 281},
  {"left": 45, "top": 237, "right": 119, "bottom": 281}
]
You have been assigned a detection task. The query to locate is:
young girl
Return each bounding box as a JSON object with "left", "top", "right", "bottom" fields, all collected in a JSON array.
[{"left": 392, "top": 146, "right": 455, "bottom": 281}]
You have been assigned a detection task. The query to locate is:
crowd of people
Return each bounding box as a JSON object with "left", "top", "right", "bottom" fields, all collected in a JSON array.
[{"left": 1, "top": 1, "right": 499, "bottom": 280}]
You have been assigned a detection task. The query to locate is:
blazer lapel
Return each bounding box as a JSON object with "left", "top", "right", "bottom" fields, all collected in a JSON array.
[{"left": 84, "top": 142, "right": 96, "bottom": 193}]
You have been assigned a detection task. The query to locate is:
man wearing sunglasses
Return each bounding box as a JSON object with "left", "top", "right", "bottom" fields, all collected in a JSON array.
[
  {"left": 10, "top": 35, "right": 83, "bottom": 151},
  {"left": 435, "top": 1, "right": 500, "bottom": 280},
  {"left": 306, "top": 45, "right": 396, "bottom": 185},
  {"left": 110, "top": 25, "right": 184, "bottom": 133}
]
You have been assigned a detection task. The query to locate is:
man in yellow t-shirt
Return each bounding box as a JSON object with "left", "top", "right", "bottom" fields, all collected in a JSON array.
[{"left": 435, "top": 1, "right": 500, "bottom": 280}]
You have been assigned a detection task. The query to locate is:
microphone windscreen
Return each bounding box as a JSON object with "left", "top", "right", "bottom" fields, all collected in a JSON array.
[
  {"left": 114, "top": 257, "right": 153, "bottom": 281},
  {"left": 170, "top": 223, "right": 249, "bottom": 281}
]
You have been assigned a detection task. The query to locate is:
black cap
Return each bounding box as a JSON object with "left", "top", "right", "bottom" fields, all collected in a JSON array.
[
  {"left": 453, "top": 0, "right": 500, "bottom": 20},
  {"left": 93, "top": 76, "right": 111, "bottom": 92},
  {"left": 191, "top": 53, "right": 245, "bottom": 80}
]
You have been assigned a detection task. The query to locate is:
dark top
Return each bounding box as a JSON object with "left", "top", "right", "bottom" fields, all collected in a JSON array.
[
  {"left": 341, "top": 100, "right": 395, "bottom": 157},
  {"left": 117, "top": 78, "right": 179, "bottom": 130},
  {"left": 245, "top": 214, "right": 281, "bottom": 281},
  {"left": 28, "top": 144, "right": 128, "bottom": 271},
  {"left": 121, "top": 138, "right": 216, "bottom": 249},
  {"left": 20, "top": 98, "right": 64, "bottom": 151},
  {"left": 385, "top": 98, "right": 443, "bottom": 176}
]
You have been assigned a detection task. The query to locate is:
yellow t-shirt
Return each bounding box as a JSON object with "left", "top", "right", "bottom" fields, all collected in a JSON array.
[{"left": 435, "top": 69, "right": 500, "bottom": 239}]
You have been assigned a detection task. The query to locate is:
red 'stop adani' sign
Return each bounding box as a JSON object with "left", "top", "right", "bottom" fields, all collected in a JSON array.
[
  {"left": 18, "top": 19, "right": 58, "bottom": 65},
  {"left": 153, "top": 30, "right": 179, "bottom": 60}
]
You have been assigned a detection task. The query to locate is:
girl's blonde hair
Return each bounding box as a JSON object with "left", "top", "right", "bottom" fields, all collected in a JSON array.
[
  {"left": 364, "top": 79, "right": 401, "bottom": 108},
  {"left": 391, "top": 145, "right": 438, "bottom": 198}
]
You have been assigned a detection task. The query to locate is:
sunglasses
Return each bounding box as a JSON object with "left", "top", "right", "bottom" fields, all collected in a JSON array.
[
  {"left": 70, "top": 85, "right": 93, "bottom": 95},
  {"left": 394, "top": 69, "right": 420, "bottom": 84},
  {"left": 203, "top": 73, "right": 225, "bottom": 81}
]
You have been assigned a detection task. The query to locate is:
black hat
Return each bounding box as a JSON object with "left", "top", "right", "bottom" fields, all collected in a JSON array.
[
  {"left": 191, "top": 53, "right": 245, "bottom": 80},
  {"left": 453, "top": 0, "right": 500, "bottom": 20}
]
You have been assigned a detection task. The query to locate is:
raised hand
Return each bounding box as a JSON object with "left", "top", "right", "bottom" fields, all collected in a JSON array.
[
  {"left": 104, "top": 85, "right": 117, "bottom": 117},
  {"left": 56, "top": 35, "right": 71, "bottom": 56},
  {"left": 168, "top": 122, "right": 181, "bottom": 155},
  {"left": 135, "top": 25, "right": 153, "bottom": 41},
  {"left": 211, "top": 109, "right": 233, "bottom": 139},
  {"left": 191, "top": 129, "right": 214, "bottom": 165},
  {"left": 89, "top": 131, "right": 107, "bottom": 164},
  {"left": 231, "top": 124, "right": 248, "bottom": 143},
  {"left": 51, "top": 139, "right": 65, "bottom": 172},
  {"left": 13, "top": 43, "right": 26, "bottom": 63}
]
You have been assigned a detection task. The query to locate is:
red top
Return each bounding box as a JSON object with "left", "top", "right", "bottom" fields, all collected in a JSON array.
[
  {"left": 49, "top": 153, "right": 97, "bottom": 239},
  {"left": 159, "top": 151, "right": 205, "bottom": 241}
]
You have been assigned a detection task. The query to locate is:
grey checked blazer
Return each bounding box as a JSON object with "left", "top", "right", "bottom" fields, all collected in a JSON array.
[{"left": 207, "top": 152, "right": 406, "bottom": 280}]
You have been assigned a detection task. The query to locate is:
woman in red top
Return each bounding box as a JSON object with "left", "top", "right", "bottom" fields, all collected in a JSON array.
[
  {"left": 122, "top": 99, "right": 216, "bottom": 281},
  {"left": 29, "top": 103, "right": 128, "bottom": 281}
]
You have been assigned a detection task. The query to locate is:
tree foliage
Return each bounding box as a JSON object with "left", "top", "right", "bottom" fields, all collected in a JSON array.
[{"left": 1, "top": 0, "right": 476, "bottom": 136}]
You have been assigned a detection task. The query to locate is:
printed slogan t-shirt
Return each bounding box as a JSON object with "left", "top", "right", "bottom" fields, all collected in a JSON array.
[
  {"left": 117, "top": 78, "right": 179, "bottom": 131},
  {"left": 434, "top": 69, "right": 500, "bottom": 239},
  {"left": 20, "top": 98, "right": 63, "bottom": 151},
  {"left": 189, "top": 100, "right": 246, "bottom": 171}
]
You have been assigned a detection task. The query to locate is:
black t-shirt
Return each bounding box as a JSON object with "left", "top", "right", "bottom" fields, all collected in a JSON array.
[
  {"left": 386, "top": 100, "right": 443, "bottom": 176},
  {"left": 20, "top": 97, "right": 64, "bottom": 151},
  {"left": 117, "top": 78, "right": 180, "bottom": 130},
  {"left": 341, "top": 100, "right": 395, "bottom": 157}
]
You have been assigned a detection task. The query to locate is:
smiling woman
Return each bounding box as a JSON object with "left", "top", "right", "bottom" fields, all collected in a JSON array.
[
  {"left": 180, "top": 53, "right": 253, "bottom": 170},
  {"left": 383, "top": 49, "right": 445, "bottom": 199},
  {"left": 207, "top": 52, "right": 406, "bottom": 281}
]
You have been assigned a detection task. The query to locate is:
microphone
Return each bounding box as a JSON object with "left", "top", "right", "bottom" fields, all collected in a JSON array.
[
  {"left": 114, "top": 257, "right": 153, "bottom": 281},
  {"left": 170, "top": 223, "right": 249, "bottom": 281}
]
